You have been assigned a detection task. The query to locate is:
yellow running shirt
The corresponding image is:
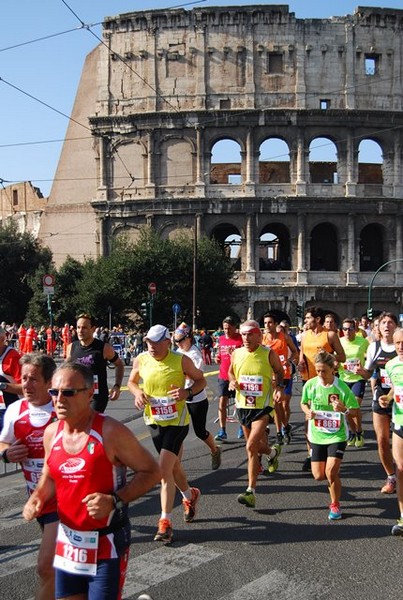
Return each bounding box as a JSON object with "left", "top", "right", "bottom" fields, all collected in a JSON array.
[
  {"left": 138, "top": 350, "right": 189, "bottom": 427},
  {"left": 232, "top": 345, "right": 274, "bottom": 410}
]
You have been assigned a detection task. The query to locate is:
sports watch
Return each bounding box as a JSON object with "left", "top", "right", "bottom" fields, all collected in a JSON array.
[{"left": 111, "top": 492, "right": 126, "bottom": 510}]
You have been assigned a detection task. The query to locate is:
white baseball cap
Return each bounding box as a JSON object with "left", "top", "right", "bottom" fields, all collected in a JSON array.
[{"left": 145, "top": 324, "right": 170, "bottom": 342}]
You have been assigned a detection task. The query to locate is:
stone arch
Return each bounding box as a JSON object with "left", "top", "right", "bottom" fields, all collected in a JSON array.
[
  {"left": 209, "top": 138, "right": 243, "bottom": 184},
  {"left": 111, "top": 138, "right": 147, "bottom": 190},
  {"left": 258, "top": 138, "right": 290, "bottom": 183},
  {"left": 258, "top": 223, "right": 291, "bottom": 270},
  {"left": 158, "top": 136, "right": 195, "bottom": 186},
  {"left": 309, "top": 137, "right": 338, "bottom": 184},
  {"left": 112, "top": 223, "right": 143, "bottom": 243},
  {"left": 310, "top": 223, "right": 339, "bottom": 271},
  {"left": 358, "top": 139, "right": 383, "bottom": 184},
  {"left": 359, "top": 223, "right": 385, "bottom": 271},
  {"left": 211, "top": 222, "right": 243, "bottom": 270}
]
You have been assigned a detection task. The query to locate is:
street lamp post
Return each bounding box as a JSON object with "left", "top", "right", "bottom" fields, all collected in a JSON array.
[
  {"left": 367, "top": 258, "right": 403, "bottom": 317},
  {"left": 192, "top": 215, "right": 198, "bottom": 331}
]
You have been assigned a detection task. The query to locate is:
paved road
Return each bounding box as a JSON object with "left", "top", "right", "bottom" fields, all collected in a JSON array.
[{"left": 1, "top": 365, "right": 403, "bottom": 600}]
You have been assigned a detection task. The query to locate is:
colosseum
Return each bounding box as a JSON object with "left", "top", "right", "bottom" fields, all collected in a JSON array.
[{"left": 38, "top": 4, "right": 403, "bottom": 322}]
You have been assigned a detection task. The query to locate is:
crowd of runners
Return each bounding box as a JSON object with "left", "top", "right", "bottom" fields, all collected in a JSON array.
[{"left": 1, "top": 305, "right": 403, "bottom": 599}]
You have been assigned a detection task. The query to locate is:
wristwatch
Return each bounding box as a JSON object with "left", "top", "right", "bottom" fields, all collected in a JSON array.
[
  {"left": 111, "top": 492, "right": 126, "bottom": 511},
  {"left": 0, "top": 382, "right": 7, "bottom": 391},
  {"left": 1, "top": 449, "right": 9, "bottom": 464},
  {"left": 187, "top": 388, "right": 194, "bottom": 402}
]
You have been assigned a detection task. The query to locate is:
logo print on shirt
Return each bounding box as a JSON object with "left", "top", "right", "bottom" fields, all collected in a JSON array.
[{"left": 59, "top": 457, "right": 86, "bottom": 474}]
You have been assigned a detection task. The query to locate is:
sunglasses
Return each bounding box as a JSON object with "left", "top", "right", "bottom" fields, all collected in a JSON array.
[
  {"left": 342, "top": 327, "right": 355, "bottom": 331},
  {"left": 48, "top": 388, "right": 89, "bottom": 397}
]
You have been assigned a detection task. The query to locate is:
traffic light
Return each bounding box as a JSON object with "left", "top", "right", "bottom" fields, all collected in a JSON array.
[
  {"left": 140, "top": 302, "right": 148, "bottom": 319},
  {"left": 367, "top": 307, "right": 373, "bottom": 320},
  {"left": 296, "top": 305, "right": 303, "bottom": 319}
]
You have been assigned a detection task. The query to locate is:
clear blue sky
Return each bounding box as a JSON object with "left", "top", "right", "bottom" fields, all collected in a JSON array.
[{"left": 0, "top": 1, "right": 401, "bottom": 197}]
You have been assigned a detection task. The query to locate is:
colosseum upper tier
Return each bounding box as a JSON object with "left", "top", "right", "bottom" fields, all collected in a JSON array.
[{"left": 39, "top": 4, "right": 403, "bottom": 320}]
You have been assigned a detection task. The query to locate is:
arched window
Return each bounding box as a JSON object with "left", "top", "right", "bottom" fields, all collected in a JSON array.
[
  {"left": 310, "top": 223, "right": 338, "bottom": 271},
  {"left": 359, "top": 224, "right": 384, "bottom": 271},
  {"left": 259, "top": 224, "right": 291, "bottom": 271},
  {"left": 210, "top": 139, "right": 242, "bottom": 184},
  {"left": 358, "top": 140, "right": 383, "bottom": 184},
  {"left": 211, "top": 223, "right": 242, "bottom": 270},
  {"left": 258, "top": 138, "right": 290, "bottom": 183},
  {"left": 309, "top": 137, "right": 338, "bottom": 184}
]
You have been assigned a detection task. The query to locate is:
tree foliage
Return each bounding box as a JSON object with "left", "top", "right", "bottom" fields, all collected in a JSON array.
[
  {"left": 68, "top": 227, "right": 238, "bottom": 329},
  {"left": 4, "top": 225, "right": 239, "bottom": 330},
  {"left": 0, "top": 221, "right": 52, "bottom": 324}
]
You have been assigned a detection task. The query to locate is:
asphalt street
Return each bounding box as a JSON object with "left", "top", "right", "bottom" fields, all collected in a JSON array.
[{"left": 1, "top": 364, "right": 403, "bottom": 600}]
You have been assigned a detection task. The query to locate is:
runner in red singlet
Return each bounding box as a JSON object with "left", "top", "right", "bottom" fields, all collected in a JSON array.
[
  {"left": 23, "top": 362, "right": 160, "bottom": 600},
  {"left": 0, "top": 353, "right": 57, "bottom": 600}
]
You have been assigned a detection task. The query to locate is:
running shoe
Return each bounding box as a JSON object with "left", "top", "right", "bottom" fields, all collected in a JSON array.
[
  {"left": 347, "top": 432, "right": 356, "bottom": 447},
  {"left": 237, "top": 426, "right": 245, "bottom": 439},
  {"left": 237, "top": 490, "right": 256, "bottom": 508},
  {"left": 214, "top": 429, "right": 227, "bottom": 442},
  {"left": 182, "top": 487, "right": 201, "bottom": 522},
  {"left": 355, "top": 432, "right": 365, "bottom": 448},
  {"left": 381, "top": 477, "right": 396, "bottom": 494},
  {"left": 328, "top": 502, "right": 342, "bottom": 520},
  {"left": 154, "top": 518, "right": 173, "bottom": 543},
  {"left": 266, "top": 444, "right": 281, "bottom": 474},
  {"left": 391, "top": 518, "right": 403, "bottom": 536},
  {"left": 302, "top": 456, "right": 312, "bottom": 472},
  {"left": 282, "top": 424, "right": 292, "bottom": 445},
  {"left": 276, "top": 432, "right": 284, "bottom": 445},
  {"left": 211, "top": 446, "right": 222, "bottom": 470},
  {"left": 257, "top": 455, "right": 264, "bottom": 474}
]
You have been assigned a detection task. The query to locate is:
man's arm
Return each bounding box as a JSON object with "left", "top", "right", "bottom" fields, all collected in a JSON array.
[
  {"left": 128, "top": 356, "right": 148, "bottom": 409},
  {"left": 297, "top": 332, "right": 307, "bottom": 373},
  {"left": 82, "top": 418, "right": 161, "bottom": 520},
  {"left": 328, "top": 330, "right": 346, "bottom": 364},
  {"left": 104, "top": 343, "right": 124, "bottom": 400},
  {"left": 269, "top": 349, "right": 285, "bottom": 403},
  {"left": 1, "top": 381, "right": 22, "bottom": 396},
  {"left": 285, "top": 333, "right": 299, "bottom": 364},
  {"left": 22, "top": 423, "right": 57, "bottom": 521},
  {"left": 167, "top": 355, "right": 206, "bottom": 402}
]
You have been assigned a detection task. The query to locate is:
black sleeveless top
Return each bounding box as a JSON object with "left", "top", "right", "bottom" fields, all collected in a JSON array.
[{"left": 70, "top": 338, "right": 109, "bottom": 412}]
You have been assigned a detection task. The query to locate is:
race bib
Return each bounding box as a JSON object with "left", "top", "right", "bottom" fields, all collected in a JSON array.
[
  {"left": 394, "top": 386, "right": 403, "bottom": 408},
  {"left": 22, "top": 458, "right": 45, "bottom": 494},
  {"left": 344, "top": 358, "right": 360, "bottom": 372},
  {"left": 314, "top": 410, "right": 342, "bottom": 434},
  {"left": 239, "top": 375, "right": 263, "bottom": 397},
  {"left": 150, "top": 396, "right": 178, "bottom": 421},
  {"left": 54, "top": 524, "right": 99, "bottom": 576},
  {"left": 380, "top": 368, "right": 391, "bottom": 388},
  {"left": 0, "top": 391, "right": 5, "bottom": 410}
]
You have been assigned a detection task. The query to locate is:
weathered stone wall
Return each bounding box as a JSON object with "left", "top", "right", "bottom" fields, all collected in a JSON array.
[{"left": 40, "top": 5, "right": 403, "bottom": 322}]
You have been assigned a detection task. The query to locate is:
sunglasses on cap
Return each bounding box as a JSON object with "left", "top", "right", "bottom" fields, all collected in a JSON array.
[{"left": 48, "top": 388, "right": 89, "bottom": 397}]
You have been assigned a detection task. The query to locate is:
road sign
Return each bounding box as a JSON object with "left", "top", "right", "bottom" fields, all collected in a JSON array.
[
  {"left": 43, "top": 273, "right": 55, "bottom": 295},
  {"left": 148, "top": 282, "right": 157, "bottom": 295},
  {"left": 172, "top": 303, "right": 181, "bottom": 315}
]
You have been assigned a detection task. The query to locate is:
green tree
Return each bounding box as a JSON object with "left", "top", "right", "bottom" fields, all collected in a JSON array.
[
  {"left": 72, "top": 227, "right": 238, "bottom": 329},
  {"left": 53, "top": 256, "right": 86, "bottom": 324},
  {"left": 0, "top": 221, "right": 53, "bottom": 324}
]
